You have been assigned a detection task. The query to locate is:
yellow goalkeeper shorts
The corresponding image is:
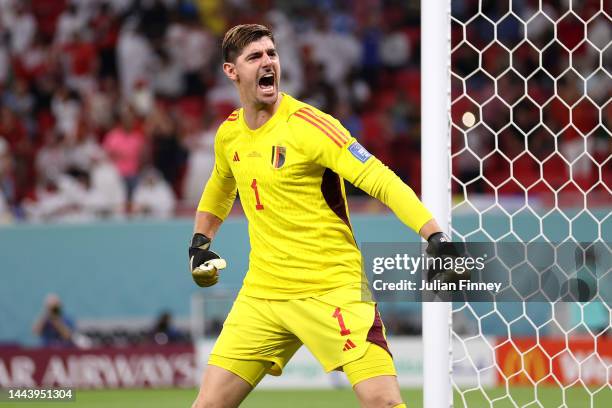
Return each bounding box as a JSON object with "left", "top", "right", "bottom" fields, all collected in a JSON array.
[{"left": 208, "top": 283, "right": 395, "bottom": 386}]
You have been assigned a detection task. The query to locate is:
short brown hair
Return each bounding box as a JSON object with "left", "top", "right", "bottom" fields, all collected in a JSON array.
[{"left": 222, "top": 24, "right": 275, "bottom": 63}]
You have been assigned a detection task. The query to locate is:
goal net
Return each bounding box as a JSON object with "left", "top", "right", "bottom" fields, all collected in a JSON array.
[{"left": 448, "top": 1, "right": 610, "bottom": 406}]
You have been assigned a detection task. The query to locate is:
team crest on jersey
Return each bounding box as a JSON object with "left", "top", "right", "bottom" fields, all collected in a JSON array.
[{"left": 271, "top": 146, "right": 286, "bottom": 169}]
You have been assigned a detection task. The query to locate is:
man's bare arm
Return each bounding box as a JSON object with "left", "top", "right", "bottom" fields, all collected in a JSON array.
[
  {"left": 194, "top": 211, "right": 224, "bottom": 239},
  {"left": 418, "top": 218, "right": 443, "bottom": 241}
]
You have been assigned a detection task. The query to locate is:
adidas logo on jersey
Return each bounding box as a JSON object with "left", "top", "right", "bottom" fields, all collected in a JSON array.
[
  {"left": 342, "top": 339, "right": 357, "bottom": 351},
  {"left": 233, "top": 152, "right": 240, "bottom": 162}
]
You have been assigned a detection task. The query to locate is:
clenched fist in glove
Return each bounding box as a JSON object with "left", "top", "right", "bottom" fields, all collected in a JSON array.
[
  {"left": 189, "top": 233, "right": 227, "bottom": 287},
  {"left": 425, "top": 232, "right": 468, "bottom": 284}
]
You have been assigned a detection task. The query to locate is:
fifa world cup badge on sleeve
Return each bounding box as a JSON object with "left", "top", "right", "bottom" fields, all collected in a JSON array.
[{"left": 348, "top": 141, "right": 372, "bottom": 163}]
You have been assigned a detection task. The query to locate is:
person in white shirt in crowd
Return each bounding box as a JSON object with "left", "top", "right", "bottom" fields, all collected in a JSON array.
[
  {"left": 87, "top": 150, "right": 127, "bottom": 219},
  {"left": 165, "top": 13, "right": 214, "bottom": 95},
  {"left": 6, "top": 2, "right": 36, "bottom": 56},
  {"left": 132, "top": 167, "right": 176, "bottom": 219},
  {"left": 54, "top": 2, "right": 86, "bottom": 47},
  {"left": 299, "top": 16, "right": 361, "bottom": 91},
  {"left": 266, "top": 10, "right": 303, "bottom": 97},
  {"left": 25, "top": 169, "right": 93, "bottom": 223},
  {"left": 51, "top": 86, "right": 81, "bottom": 139},
  {"left": 35, "top": 129, "right": 69, "bottom": 181},
  {"left": 181, "top": 115, "right": 215, "bottom": 204},
  {"left": 84, "top": 76, "right": 119, "bottom": 133},
  {"left": 152, "top": 49, "right": 184, "bottom": 100},
  {"left": 130, "top": 78, "right": 154, "bottom": 117},
  {"left": 65, "top": 118, "right": 104, "bottom": 173},
  {"left": 117, "top": 18, "right": 156, "bottom": 97}
]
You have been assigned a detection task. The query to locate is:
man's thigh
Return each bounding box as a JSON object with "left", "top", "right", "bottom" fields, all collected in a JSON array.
[
  {"left": 192, "top": 364, "right": 253, "bottom": 408},
  {"left": 210, "top": 293, "right": 302, "bottom": 385},
  {"left": 346, "top": 343, "right": 404, "bottom": 407},
  {"left": 352, "top": 373, "right": 404, "bottom": 408},
  {"left": 277, "top": 283, "right": 392, "bottom": 373}
]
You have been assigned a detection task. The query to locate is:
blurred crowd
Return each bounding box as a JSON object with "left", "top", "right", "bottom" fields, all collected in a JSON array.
[
  {"left": 0, "top": 0, "right": 608, "bottom": 224},
  {"left": 450, "top": 0, "right": 610, "bottom": 201},
  {"left": 0, "top": 0, "right": 425, "bottom": 224}
]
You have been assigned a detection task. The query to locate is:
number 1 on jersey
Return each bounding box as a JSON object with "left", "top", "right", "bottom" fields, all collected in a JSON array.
[
  {"left": 333, "top": 307, "right": 351, "bottom": 336},
  {"left": 250, "top": 179, "right": 264, "bottom": 210}
]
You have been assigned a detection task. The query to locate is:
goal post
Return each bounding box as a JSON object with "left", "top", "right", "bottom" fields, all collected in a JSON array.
[
  {"left": 420, "top": 1, "right": 612, "bottom": 407},
  {"left": 421, "top": 1, "right": 453, "bottom": 408}
]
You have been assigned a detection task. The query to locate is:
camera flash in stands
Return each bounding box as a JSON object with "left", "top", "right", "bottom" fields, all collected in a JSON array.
[{"left": 462, "top": 112, "right": 476, "bottom": 128}]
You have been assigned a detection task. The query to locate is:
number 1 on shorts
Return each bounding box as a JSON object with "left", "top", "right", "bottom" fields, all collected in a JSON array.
[{"left": 332, "top": 307, "right": 351, "bottom": 336}]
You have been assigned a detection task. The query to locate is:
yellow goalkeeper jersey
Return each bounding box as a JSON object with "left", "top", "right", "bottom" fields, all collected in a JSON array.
[{"left": 198, "top": 93, "right": 432, "bottom": 299}]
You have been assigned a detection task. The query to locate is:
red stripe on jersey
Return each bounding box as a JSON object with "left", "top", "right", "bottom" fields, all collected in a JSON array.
[
  {"left": 298, "top": 108, "right": 349, "bottom": 144},
  {"left": 227, "top": 110, "right": 239, "bottom": 121},
  {"left": 294, "top": 112, "right": 343, "bottom": 147}
]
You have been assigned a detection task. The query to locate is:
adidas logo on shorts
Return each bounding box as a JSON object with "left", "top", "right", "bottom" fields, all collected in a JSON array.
[{"left": 342, "top": 339, "right": 357, "bottom": 351}]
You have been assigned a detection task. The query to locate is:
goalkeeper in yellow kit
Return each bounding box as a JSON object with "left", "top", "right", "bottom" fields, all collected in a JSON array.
[{"left": 189, "top": 24, "right": 450, "bottom": 408}]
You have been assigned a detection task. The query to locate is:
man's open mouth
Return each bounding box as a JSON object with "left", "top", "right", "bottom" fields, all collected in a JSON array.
[{"left": 258, "top": 73, "right": 275, "bottom": 92}]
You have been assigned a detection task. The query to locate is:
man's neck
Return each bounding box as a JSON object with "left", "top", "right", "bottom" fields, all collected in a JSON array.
[{"left": 242, "top": 94, "right": 283, "bottom": 130}]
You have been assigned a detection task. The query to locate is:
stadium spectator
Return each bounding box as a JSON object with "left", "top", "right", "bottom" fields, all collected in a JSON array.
[
  {"left": 379, "top": 23, "right": 411, "bottom": 70},
  {"left": 130, "top": 78, "right": 154, "bottom": 117},
  {"left": 150, "top": 311, "right": 183, "bottom": 345},
  {"left": 83, "top": 151, "right": 126, "bottom": 219},
  {"left": 165, "top": 12, "right": 214, "bottom": 96},
  {"left": 132, "top": 167, "right": 176, "bottom": 219},
  {"left": 182, "top": 115, "right": 216, "bottom": 204},
  {"left": 7, "top": 2, "right": 37, "bottom": 56},
  {"left": 54, "top": 2, "right": 86, "bottom": 48},
  {"left": 51, "top": 85, "right": 81, "bottom": 139},
  {"left": 84, "top": 76, "right": 119, "bottom": 133},
  {"left": 300, "top": 16, "right": 360, "bottom": 87},
  {"left": 25, "top": 168, "right": 94, "bottom": 223},
  {"left": 32, "top": 293, "right": 75, "bottom": 347},
  {"left": 102, "top": 107, "right": 145, "bottom": 200},
  {"left": 0, "top": 137, "right": 14, "bottom": 223},
  {"left": 64, "top": 119, "right": 104, "bottom": 173},
  {"left": 0, "top": 0, "right": 604, "bottom": 220},
  {"left": 0, "top": 35, "right": 9, "bottom": 85},
  {"left": 91, "top": 2, "right": 120, "bottom": 79},
  {"left": 152, "top": 49, "right": 184, "bottom": 99},
  {"left": 35, "top": 130, "right": 69, "bottom": 181},
  {"left": 265, "top": 10, "right": 303, "bottom": 97},
  {"left": 116, "top": 18, "right": 156, "bottom": 97},
  {"left": 145, "top": 103, "right": 186, "bottom": 188},
  {"left": 61, "top": 31, "right": 98, "bottom": 93}
]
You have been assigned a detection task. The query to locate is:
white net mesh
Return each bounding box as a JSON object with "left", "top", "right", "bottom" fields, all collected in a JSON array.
[{"left": 449, "top": 0, "right": 610, "bottom": 406}]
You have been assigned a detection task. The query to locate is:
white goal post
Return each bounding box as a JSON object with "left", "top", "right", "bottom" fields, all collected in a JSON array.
[
  {"left": 421, "top": 1, "right": 453, "bottom": 408},
  {"left": 422, "top": 1, "right": 611, "bottom": 407}
]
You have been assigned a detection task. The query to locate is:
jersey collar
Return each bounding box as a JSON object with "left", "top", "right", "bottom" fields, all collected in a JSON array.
[{"left": 239, "top": 93, "right": 289, "bottom": 135}]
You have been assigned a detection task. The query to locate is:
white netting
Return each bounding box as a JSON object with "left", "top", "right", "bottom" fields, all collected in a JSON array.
[{"left": 449, "top": 0, "right": 610, "bottom": 406}]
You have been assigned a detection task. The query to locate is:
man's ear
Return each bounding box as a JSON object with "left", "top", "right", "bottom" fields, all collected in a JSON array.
[{"left": 223, "top": 62, "right": 237, "bottom": 81}]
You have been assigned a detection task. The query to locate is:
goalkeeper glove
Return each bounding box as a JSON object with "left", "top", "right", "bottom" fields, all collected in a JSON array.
[
  {"left": 189, "top": 233, "right": 226, "bottom": 287},
  {"left": 426, "top": 232, "right": 467, "bottom": 283}
]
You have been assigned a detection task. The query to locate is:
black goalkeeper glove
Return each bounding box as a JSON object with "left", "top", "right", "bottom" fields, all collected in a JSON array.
[
  {"left": 189, "top": 233, "right": 226, "bottom": 287},
  {"left": 426, "top": 232, "right": 468, "bottom": 284}
]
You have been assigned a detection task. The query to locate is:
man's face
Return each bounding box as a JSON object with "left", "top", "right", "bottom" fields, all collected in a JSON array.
[{"left": 225, "top": 37, "right": 280, "bottom": 107}]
